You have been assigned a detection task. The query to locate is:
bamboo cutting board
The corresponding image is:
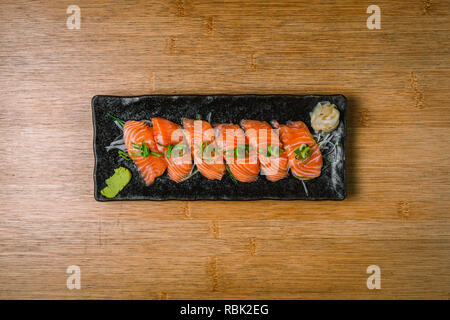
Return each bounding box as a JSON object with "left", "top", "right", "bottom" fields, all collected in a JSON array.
[{"left": 0, "top": 0, "right": 449, "bottom": 299}]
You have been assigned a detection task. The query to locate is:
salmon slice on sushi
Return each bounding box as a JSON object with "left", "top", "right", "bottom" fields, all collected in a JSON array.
[
  {"left": 272, "top": 120, "right": 322, "bottom": 180},
  {"left": 183, "top": 118, "right": 225, "bottom": 180},
  {"left": 152, "top": 117, "right": 193, "bottom": 183},
  {"left": 241, "top": 119, "right": 289, "bottom": 182},
  {"left": 123, "top": 121, "right": 167, "bottom": 185},
  {"left": 214, "top": 123, "right": 260, "bottom": 183}
]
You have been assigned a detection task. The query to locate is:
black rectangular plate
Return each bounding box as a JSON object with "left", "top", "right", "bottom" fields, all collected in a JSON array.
[{"left": 93, "top": 94, "right": 346, "bottom": 201}]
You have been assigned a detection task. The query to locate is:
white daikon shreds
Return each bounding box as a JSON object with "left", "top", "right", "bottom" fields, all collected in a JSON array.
[
  {"left": 314, "top": 131, "right": 339, "bottom": 173},
  {"left": 110, "top": 138, "right": 124, "bottom": 146},
  {"left": 106, "top": 144, "right": 127, "bottom": 152},
  {"left": 317, "top": 132, "right": 334, "bottom": 147},
  {"left": 117, "top": 155, "right": 128, "bottom": 163},
  {"left": 321, "top": 141, "right": 337, "bottom": 158},
  {"left": 316, "top": 132, "right": 337, "bottom": 156},
  {"left": 106, "top": 136, "right": 127, "bottom": 152},
  {"left": 113, "top": 120, "right": 123, "bottom": 131},
  {"left": 316, "top": 132, "right": 323, "bottom": 143},
  {"left": 301, "top": 180, "right": 309, "bottom": 196}
]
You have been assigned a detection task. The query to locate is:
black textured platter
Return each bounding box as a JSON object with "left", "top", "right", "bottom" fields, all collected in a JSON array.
[{"left": 92, "top": 94, "right": 346, "bottom": 201}]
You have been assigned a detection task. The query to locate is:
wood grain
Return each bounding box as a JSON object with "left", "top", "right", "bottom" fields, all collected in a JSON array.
[{"left": 0, "top": 0, "right": 449, "bottom": 299}]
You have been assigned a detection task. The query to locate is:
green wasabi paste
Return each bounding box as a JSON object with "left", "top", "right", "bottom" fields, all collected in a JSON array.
[{"left": 100, "top": 167, "right": 132, "bottom": 198}]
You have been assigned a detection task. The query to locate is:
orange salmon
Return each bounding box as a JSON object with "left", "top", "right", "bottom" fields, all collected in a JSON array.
[
  {"left": 183, "top": 119, "right": 225, "bottom": 180},
  {"left": 123, "top": 121, "right": 167, "bottom": 185},
  {"left": 214, "top": 123, "right": 260, "bottom": 183},
  {"left": 273, "top": 121, "right": 322, "bottom": 180},
  {"left": 152, "top": 117, "right": 193, "bottom": 182},
  {"left": 241, "top": 120, "right": 289, "bottom": 182}
]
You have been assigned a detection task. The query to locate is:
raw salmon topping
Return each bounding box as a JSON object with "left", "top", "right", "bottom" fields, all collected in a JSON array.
[
  {"left": 152, "top": 117, "right": 193, "bottom": 182},
  {"left": 273, "top": 120, "right": 322, "bottom": 180},
  {"left": 214, "top": 123, "right": 259, "bottom": 183},
  {"left": 241, "top": 120, "right": 289, "bottom": 182},
  {"left": 183, "top": 119, "right": 225, "bottom": 180},
  {"left": 123, "top": 121, "right": 167, "bottom": 185}
]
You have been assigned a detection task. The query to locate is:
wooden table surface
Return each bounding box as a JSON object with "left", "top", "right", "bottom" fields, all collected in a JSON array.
[{"left": 1, "top": 0, "right": 449, "bottom": 299}]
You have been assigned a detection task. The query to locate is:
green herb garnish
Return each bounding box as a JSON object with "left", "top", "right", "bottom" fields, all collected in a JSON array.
[
  {"left": 226, "top": 165, "right": 238, "bottom": 185},
  {"left": 151, "top": 151, "right": 163, "bottom": 156},
  {"left": 118, "top": 150, "right": 131, "bottom": 160},
  {"left": 131, "top": 141, "right": 163, "bottom": 157},
  {"left": 225, "top": 149, "right": 235, "bottom": 158},
  {"left": 235, "top": 144, "right": 250, "bottom": 158},
  {"left": 166, "top": 144, "right": 174, "bottom": 158},
  {"left": 294, "top": 144, "right": 312, "bottom": 160},
  {"left": 225, "top": 144, "right": 251, "bottom": 159},
  {"left": 156, "top": 142, "right": 187, "bottom": 158},
  {"left": 204, "top": 144, "right": 217, "bottom": 157},
  {"left": 196, "top": 114, "right": 202, "bottom": 120},
  {"left": 267, "top": 145, "right": 284, "bottom": 157},
  {"left": 257, "top": 144, "right": 284, "bottom": 157},
  {"left": 171, "top": 143, "right": 187, "bottom": 158},
  {"left": 196, "top": 141, "right": 212, "bottom": 159},
  {"left": 107, "top": 114, "right": 124, "bottom": 128},
  {"left": 142, "top": 141, "right": 151, "bottom": 156}
]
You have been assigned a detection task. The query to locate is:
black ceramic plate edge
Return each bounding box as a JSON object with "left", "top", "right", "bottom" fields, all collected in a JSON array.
[{"left": 92, "top": 94, "right": 347, "bottom": 201}]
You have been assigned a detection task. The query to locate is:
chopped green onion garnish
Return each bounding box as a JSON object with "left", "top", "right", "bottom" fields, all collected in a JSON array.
[
  {"left": 131, "top": 141, "right": 163, "bottom": 158},
  {"left": 142, "top": 141, "right": 151, "bottom": 157},
  {"left": 107, "top": 114, "right": 124, "bottom": 128},
  {"left": 301, "top": 147, "right": 312, "bottom": 159},
  {"left": 166, "top": 144, "right": 174, "bottom": 158},
  {"left": 198, "top": 141, "right": 212, "bottom": 160},
  {"left": 235, "top": 145, "right": 245, "bottom": 158},
  {"left": 294, "top": 144, "right": 312, "bottom": 160},
  {"left": 171, "top": 144, "right": 187, "bottom": 158},
  {"left": 196, "top": 114, "right": 202, "bottom": 120},
  {"left": 226, "top": 165, "right": 238, "bottom": 185},
  {"left": 204, "top": 144, "right": 217, "bottom": 156},
  {"left": 259, "top": 145, "right": 284, "bottom": 157},
  {"left": 118, "top": 150, "right": 131, "bottom": 160},
  {"left": 235, "top": 144, "right": 250, "bottom": 158},
  {"left": 225, "top": 149, "right": 235, "bottom": 157},
  {"left": 151, "top": 151, "right": 163, "bottom": 157},
  {"left": 267, "top": 145, "right": 273, "bottom": 156},
  {"left": 268, "top": 145, "right": 283, "bottom": 157}
]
